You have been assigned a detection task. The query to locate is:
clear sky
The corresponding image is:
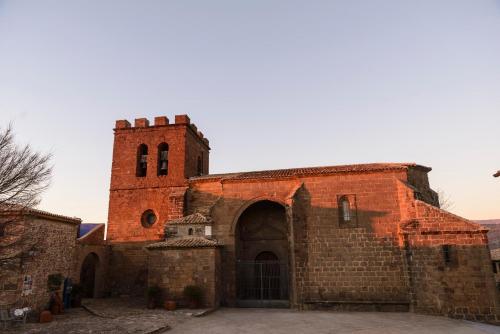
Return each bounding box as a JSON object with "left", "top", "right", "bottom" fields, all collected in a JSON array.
[{"left": 0, "top": 1, "right": 499, "bottom": 223}]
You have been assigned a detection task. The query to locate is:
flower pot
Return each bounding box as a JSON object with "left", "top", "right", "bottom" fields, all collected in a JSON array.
[
  {"left": 188, "top": 300, "right": 199, "bottom": 309},
  {"left": 39, "top": 310, "right": 53, "bottom": 323},
  {"left": 164, "top": 300, "right": 176, "bottom": 311}
]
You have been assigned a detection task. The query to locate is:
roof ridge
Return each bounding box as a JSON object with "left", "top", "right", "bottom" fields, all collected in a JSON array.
[{"left": 190, "top": 162, "right": 430, "bottom": 182}]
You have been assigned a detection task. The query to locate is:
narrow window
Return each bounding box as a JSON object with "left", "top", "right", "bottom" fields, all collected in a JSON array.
[
  {"left": 0, "top": 223, "right": 5, "bottom": 237},
  {"left": 339, "top": 196, "right": 351, "bottom": 223},
  {"left": 197, "top": 156, "right": 202, "bottom": 176},
  {"left": 136, "top": 144, "right": 148, "bottom": 177},
  {"left": 201, "top": 152, "right": 204, "bottom": 174},
  {"left": 442, "top": 245, "right": 451, "bottom": 264},
  {"left": 493, "top": 262, "right": 498, "bottom": 274},
  {"left": 157, "top": 143, "right": 169, "bottom": 176},
  {"left": 188, "top": 228, "right": 193, "bottom": 236}
]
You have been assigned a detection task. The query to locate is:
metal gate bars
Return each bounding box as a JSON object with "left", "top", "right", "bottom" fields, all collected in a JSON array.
[{"left": 236, "top": 260, "right": 289, "bottom": 307}]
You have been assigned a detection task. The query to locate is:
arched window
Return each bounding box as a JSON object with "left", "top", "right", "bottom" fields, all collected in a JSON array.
[
  {"left": 339, "top": 196, "right": 351, "bottom": 222},
  {"left": 157, "top": 143, "right": 169, "bottom": 176},
  {"left": 136, "top": 144, "right": 148, "bottom": 177}
]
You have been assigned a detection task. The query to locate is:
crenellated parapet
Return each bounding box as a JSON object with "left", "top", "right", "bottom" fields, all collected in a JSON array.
[{"left": 114, "top": 114, "right": 209, "bottom": 147}]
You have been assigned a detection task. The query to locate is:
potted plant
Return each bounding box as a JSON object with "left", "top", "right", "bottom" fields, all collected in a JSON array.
[
  {"left": 146, "top": 285, "right": 163, "bottom": 309},
  {"left": 183, "top": 285, "right": 203, "bottom": 309},
  {"left": 71, "top": 284, "right": 83, "bottom": 307},
  {"left": 164, "top": 299, "right": 176, "bottom": 311},
  {"left": 47, "top": 274, "right": 63, "bottom": 292}
]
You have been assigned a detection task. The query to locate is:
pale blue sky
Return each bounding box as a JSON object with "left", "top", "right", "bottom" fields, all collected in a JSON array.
[{"left": 1, "top": 1, "right": 499, "bottom": 223}]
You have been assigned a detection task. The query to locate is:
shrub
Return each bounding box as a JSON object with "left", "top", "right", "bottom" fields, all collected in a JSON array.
[
  {"left": 183, "top": 285, "right": 203, "bottom": 302},
  {"left": 146, "top": 285, "right": 163, "bottom": 307},
  {"left": 47, "top": 274, "right": 63, "bottom": 291}
]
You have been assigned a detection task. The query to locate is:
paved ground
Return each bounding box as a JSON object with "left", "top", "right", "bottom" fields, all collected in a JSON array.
[
  {"left": 169, "top": 308, "right": 500, "bottom": 334},
  {"left": 3, "top": 298, "right": 198, "bottom": 334}
]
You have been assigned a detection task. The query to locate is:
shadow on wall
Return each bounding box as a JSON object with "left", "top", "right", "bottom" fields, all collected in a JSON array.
[
  {"left": 185, "top": 186, "right": 408, "bottom": 307},
  {"left": 180, "top": 186, "right": 499, "bottom": 322}
]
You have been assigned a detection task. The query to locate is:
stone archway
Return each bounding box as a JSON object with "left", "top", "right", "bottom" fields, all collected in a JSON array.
[
  {"left": 235, "top": 200, "right": 290, "bottom": 307},
  {"left": 80, "top": 252, "right": 99, "bottom": 298}
]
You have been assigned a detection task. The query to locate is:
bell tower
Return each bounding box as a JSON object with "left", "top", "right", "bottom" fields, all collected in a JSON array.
[{"left": 106, "top": 115, "right": 210, "bottom": 242}]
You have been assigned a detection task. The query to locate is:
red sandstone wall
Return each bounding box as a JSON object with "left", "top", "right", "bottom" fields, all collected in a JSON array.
[
  {"left": 107, "top": 116, "right": 209, "bottom": 242},
  {"left": 400, "top": 201, "right": 499, "bottom": 322},
  {"left": 189, "top": 169, "right": 414, "bottom": 306}
]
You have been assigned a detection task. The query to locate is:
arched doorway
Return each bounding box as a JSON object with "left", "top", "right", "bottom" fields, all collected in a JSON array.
[
  {"left": 80, "top": 253, "right": 99, "bottom": 298},
  {"left": 235, "top": 200, "right": 289, "bottom": 307}
]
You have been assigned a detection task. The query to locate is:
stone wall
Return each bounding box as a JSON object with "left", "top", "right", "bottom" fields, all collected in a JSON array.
[
  {"left": 0, "top": 214, "right": 80, "bottom": 311},
  {"left": 74, "top": 224, "right": 111, "bottom": 298},
  {"left": 189, "top": 169, "right": 414, "bottom": 306},
  {"left": 400, "top": 200, "right": 499, "bottom": 322},
  {"left": 107, "top": 115, "right": 209, "bottom": 242},
  {"left": 147, "top": 246, "right": 221, "bottom": 308},
  {"left": 108, "top": 242, "right": 151, "bottom": 296}
]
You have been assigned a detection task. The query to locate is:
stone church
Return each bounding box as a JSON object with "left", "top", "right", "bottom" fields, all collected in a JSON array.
[
  {"left": 3, "top": 114, "right": 497, "bottom": 322},
  {"left": 96, "top": 114, "right": 498, "bottom": 321}
]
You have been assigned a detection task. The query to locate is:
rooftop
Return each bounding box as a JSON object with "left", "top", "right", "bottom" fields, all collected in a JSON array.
[
  {"left": 190, "top": 162, "right": 431, "bottom": 182},
  {"left": 494, "top": 171, "right": 500, "bottom": 178},
  {"left": 167, "top": 213, "right": 211, "bottom": 225},
  {"left": 0, "top": 205, "right": 81, "bottom": 225},
  {"left": 146, "top": 236, "right": 220, "bottom": 249}
]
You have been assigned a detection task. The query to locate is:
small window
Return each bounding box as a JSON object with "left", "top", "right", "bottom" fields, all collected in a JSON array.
[
  {"left": 197, "top": 156, "right": 202, "bottom": 176},
  {"left": 493, "top": 262, "right": 498, "bottom": 274},
  {"left": 338, "top": 194, "right": 357, "bottom": 226},
  {"left": 442, "top": 245, "right": 452, "bottom": 264},
  {"left": 141, "top": 210, "right": 157, "bottom": 228},
  {"left": 136, "top": 144, "right": 148, "bottom": 177},
  {"left": 157, "top": 143, "right": 169, "bottom": 176},
  {"left": 339, "top": 196, "right": 351, "bottom": 223},
  {"left": 0, "top": 223, "right": 5, "bottom": 237},
  {"left": 188, "top": 228, "right": 193, "bottom": 236},
  {"left": 341, "top": 198, "right": 351, "bottom": 221}
]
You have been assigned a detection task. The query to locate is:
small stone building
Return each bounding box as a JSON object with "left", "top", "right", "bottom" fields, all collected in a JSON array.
[
  {"left": 99, "top": 115, "right": 500, "bottom": 322},
  {"left": 0, "top": 207, "right": 81, "bottom": 311}
]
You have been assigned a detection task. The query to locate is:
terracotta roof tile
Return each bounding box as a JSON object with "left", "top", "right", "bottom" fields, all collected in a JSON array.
[
  {"left": 190, "top": 163, "right": 430, "bottom": 182},
  {"left": 146, "top": 237, "right": 220, "bottom": 249},
  {"left": 494, "top": 171, "right": 500, "bottom": 178},
  {"left": 0, "top": 205, "right": 81, "bottom": 224},
  {"left": 167, "top": 213, "right": 211, "bottom": 225}
]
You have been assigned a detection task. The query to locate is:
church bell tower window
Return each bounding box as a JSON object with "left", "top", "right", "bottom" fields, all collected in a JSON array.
[
  {"left": 136, "top": 144, "right": 148, "bottom": 177},
  {"left": 158, "top": 143, "right": 169, "bottom": 176}
]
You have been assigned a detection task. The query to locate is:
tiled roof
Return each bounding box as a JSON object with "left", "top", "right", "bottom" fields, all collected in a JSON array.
[
  {"left": 0, "top": 205, "right": 81, "bottom": 224},
  {"left": 25, "top": 207, "right": 82, "bottom": 224},
  {"left": 146, "top": 237, "right": 220, "bottom": 249},
  {"left": 494, "top": 171, "right": 500, "bottom": 178},
  {"left": 168, "top": 213, "right": 211, "bottom": 225},
  {"left": 190, "top": 163, "right": 430, "bottom": 182}
]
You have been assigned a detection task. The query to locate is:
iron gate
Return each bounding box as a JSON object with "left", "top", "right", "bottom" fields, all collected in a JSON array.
[{"left": 236, "top": 260, "right": 289, "bottom": 307}]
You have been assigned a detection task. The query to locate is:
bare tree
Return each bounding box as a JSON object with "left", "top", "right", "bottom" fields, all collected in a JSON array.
[
  {"left": 0, "top": 124, "right": 52, "bottom": 269},
  {"left": 436, "top": 188, "right": 454, "bottom": 211}
]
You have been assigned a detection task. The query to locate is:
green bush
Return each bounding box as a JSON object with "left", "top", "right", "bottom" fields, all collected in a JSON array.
[
  {"left": 146, "top": 285, "right": 163, "bottom": 306},
  {"left": 183, "top": 285, "right": 203, "bottom": 302},
  {"left": 47, "top": 274, "right": 63, "bottom": 291}
]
